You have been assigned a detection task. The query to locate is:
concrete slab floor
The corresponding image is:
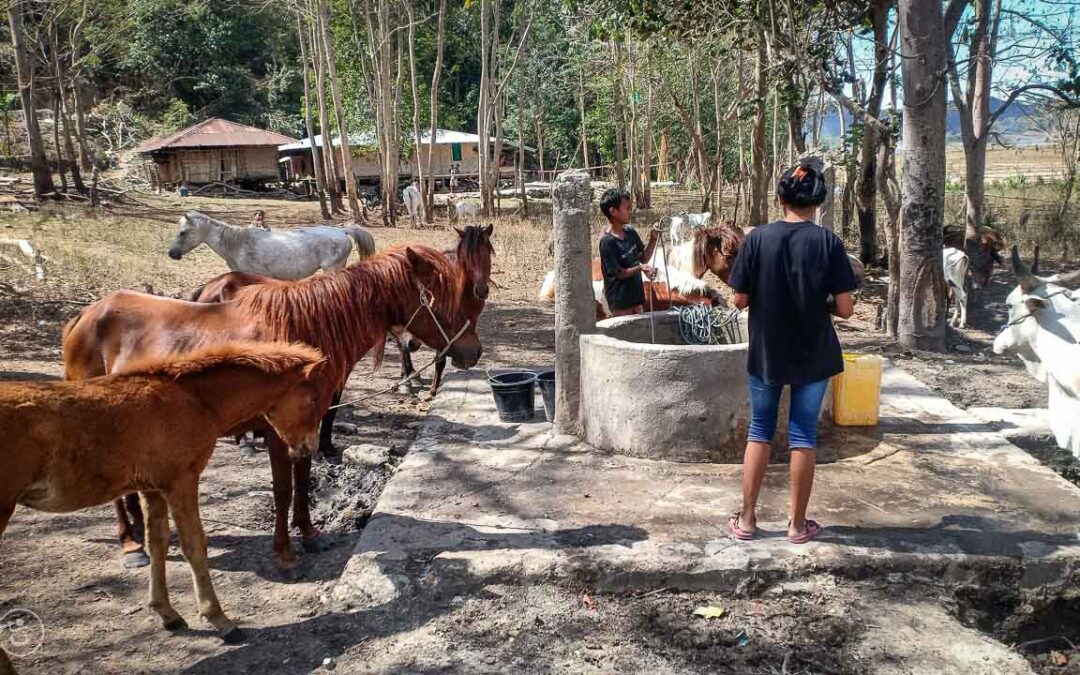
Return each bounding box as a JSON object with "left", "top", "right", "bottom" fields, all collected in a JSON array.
[{"left": 329, "top": 362, "right": 1080, "bottom": 671}]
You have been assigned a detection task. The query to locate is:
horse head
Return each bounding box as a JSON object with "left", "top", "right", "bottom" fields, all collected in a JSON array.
[
  {"left": 168, "top": 212, "right": 215, "bottom": 260},
  {"left": 404, "top": 246, "right": 483, "bottom": 369},
  {"left": 262, "top": 354, "right": 328, "bottom": 461},
  {"left": 454, "top": 224, "right": 495, "bottom": 301},
  {"left": 693, "top": 222, "right": 744, "bottom": 285}
]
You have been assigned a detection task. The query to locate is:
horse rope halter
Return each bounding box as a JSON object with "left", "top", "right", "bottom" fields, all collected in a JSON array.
[{"left": 328, "top": 282, "right": 471, "bottom": 410}]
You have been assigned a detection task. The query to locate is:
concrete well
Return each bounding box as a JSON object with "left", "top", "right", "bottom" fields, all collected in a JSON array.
[{"left": 579, "top": 311, "right": 834, "bottom": 463}]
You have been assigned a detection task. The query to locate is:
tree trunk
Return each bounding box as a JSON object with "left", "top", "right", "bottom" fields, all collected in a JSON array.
[
  {"left": 898, "top": 0, "right": 948, "bottom": 351},
  {"left": 613, "top": 41, "right": 626, "bottom": 191},
  {"left": 855, "top": 0, "right": 892, "bottom": 266},
  {"left": 71, "top": 78, "right": 92, "bottom": 171},
  {"left": 877, "top": 133, "right": 902, "bottom": 337},
  {"left": 642, "top": 78, "right": 654, "bottom": 209},
  {"left": 317, "top": 0, "right": 361, "bottom": 219},
  {"left": 405, "top": 0, "right": 425, "bottom": 225},
  {"left": 578, "top": 66, "right": 589, "bottom": 170},
  {"left": 518, "top": 92, "right": 528, "bottom": 217},
  {"left": 749, "top": 33, "right": 769, "bottom": 227},
  {"left": 477, "top": 0, "right": 492, "bottom": 215},
  {"left": 657, "top": 126, "right": 669, "bottom": 182},
  {"left": 297, "top": 13, "right": 330, "bottom": 219},
  {"left": 310, "top": 6, "right": 342, "bottom": 212},
  {"left": 9, "top": 1, "right": 54, "bottom": 198},
  {"left": 52, "top": 96, "right": 68, "bottom": 193},
  {"left": 52, "top": 27, "right": 84, "bottom": 194},
  {"left": 67, "top": 3, "right": 93, "bottom": 174},
  {"left": 424, "top": 0, "right": 447, "bottom": 222}
]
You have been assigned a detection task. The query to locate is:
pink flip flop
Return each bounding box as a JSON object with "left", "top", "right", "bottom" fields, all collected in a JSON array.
[
  {"left": 728, "top": 512, "right": 755, "bottom": 541},
  {"left": 788, "top": 519, "right": 823, "bottom": 544}
]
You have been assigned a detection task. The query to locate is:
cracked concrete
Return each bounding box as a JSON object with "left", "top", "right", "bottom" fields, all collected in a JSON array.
[{"left": 332, "top": 361, "right": 1080, "bottom": 621}]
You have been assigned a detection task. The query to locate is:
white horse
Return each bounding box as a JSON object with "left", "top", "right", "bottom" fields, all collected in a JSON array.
[
  {"left": 402, "top": 183, "right": 422, "bottom": 226},
  {"left": 167, "top": 211, "right": 376, "bottom": 281}
]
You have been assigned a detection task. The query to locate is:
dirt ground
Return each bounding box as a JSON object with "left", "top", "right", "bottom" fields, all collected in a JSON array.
[{"left": 0, "top": 192, "right": 1070, "bottom": 674}]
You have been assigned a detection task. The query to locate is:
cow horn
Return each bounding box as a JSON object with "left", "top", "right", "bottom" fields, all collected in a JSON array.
[
  {"left": 1011, "top": 245, "right": 1042, "bottom": 293},
  {"left": 1032, "top": 244, "right": 1040, "bottom": 275}
]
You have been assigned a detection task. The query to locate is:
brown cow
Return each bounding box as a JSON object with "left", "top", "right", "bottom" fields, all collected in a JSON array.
[{"left": 0, "top": 342, "right": 325, "bottom": 660}]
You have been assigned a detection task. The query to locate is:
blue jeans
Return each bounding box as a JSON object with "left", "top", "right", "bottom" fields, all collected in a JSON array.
[{"left": 747, "top": 375, "right": 829, "bottom": 449}]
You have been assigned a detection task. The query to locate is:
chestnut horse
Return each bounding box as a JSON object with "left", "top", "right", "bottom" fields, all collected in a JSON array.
[
  {"left": 62, "top": 245, "right": 482, "bottom": 570},
  {"left": 193, "top": 224, "right": 495, "bottom": 431},
  {"left": 0, "top": 342, "right": 325, "bottom": 663},
  {"left": 398, "top": 224, "right": 494, "bottom": 395}
]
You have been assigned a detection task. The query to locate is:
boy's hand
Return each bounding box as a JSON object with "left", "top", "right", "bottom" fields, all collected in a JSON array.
[
  {"left": 640, "top": 264, "right": 657, "bottom": 279},
  {"left": 647, "top": 229, "right": 660, "bottom": 245}
]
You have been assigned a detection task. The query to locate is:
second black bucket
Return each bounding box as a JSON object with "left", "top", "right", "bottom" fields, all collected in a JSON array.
[
  {"left": 488, "top": 371, "right": 537, "bottom": 422},
  {"left": 536, "top": 370, "right": 555, "bottom": 423}
]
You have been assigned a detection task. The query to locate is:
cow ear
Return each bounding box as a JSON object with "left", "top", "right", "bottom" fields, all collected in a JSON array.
[
  {"left": 1024, "top": 296, "right": 1048, "bottom": 314},
  {"left": 454, "top": 227, "right": 466, "bottom": 238},
  {"left": 484, "top": 223, "right": 494, "bottom": 236}
]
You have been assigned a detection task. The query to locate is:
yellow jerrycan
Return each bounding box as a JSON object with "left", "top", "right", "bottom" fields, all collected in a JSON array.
[{"left": 831, "top": 353, "right": 883, "bottom": 426}]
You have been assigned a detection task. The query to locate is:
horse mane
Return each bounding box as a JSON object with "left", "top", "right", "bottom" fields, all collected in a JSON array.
[
  {"left": 232, "top": 245, "right": 462, "bottom": 386},
  {"left": 692, "top": 224, "right": 744, "bottom": 273},
  {"left": 118, "top": 341, "right": 324, "bottom": 379}
]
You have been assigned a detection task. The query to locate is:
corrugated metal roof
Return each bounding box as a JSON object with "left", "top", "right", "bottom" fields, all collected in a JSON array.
[
  {"left": 278, "top": 128, "right": 483, "bottom": 153},
  {"left": 138, "top": 118, "right": 298, "bottom": 153}
]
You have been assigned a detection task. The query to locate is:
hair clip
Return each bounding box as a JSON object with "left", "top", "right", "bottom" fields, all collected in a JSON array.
[{"left": 792, "top": 166, "right": 808, "bottom": 180}]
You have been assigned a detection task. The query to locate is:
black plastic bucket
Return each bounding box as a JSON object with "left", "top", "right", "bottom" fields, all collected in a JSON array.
[
  {"left": 536, "top": 370, "right": 556, "bottom": 423},
  {"left": 488, "top": 371, "right": 537, "bottom": 422}
]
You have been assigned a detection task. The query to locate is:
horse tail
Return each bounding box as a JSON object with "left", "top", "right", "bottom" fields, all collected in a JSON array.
[
  {"left": 539, "top": 270, "right": 556, "bottom": 301},
  {"left": 345, "top": 227, "right": 376, "bottom": 259}
]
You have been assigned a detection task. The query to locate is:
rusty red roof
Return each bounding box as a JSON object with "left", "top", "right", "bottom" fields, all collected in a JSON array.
[{"left": 137, "top": 118, "right": 298, "bottom": 153}]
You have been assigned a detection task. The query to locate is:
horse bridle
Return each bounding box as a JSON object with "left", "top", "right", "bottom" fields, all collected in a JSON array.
[{"left": 401, "top": 283, "right": 472, "bottom": 352}]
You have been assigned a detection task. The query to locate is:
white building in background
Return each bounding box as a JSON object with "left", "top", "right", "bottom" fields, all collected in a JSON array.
[{"left": 278, "top": 129, "right": 530, "bottom": 188}]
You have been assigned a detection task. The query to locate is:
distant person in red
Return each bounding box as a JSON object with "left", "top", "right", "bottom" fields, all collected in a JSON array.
[
  {"left": 598, "top": 188, "right": 658, "bottom": 317},
  {"left": 727, "top": 159, "right": 857, "bottom": 545}
]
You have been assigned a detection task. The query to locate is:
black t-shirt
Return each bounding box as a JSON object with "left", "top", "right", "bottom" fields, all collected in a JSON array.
[
  {"left": 728, "top": 220, "right": 858, "bottom": 386},
  {"left": 599, "top": 227, "right": 646, "bottom": 310}
]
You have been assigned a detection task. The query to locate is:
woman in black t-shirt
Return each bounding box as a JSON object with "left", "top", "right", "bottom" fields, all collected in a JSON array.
[
  {"left": 598, "top": 188, "right": 658, "bottom": 316},
  {"left": 727, "top": 160, "right": 858, "bottom": 545}
]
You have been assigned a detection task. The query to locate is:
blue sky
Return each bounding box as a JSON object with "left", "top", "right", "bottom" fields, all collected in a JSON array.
[{"left": 846, "top": 0, "right": 1078, "bottom": 97}]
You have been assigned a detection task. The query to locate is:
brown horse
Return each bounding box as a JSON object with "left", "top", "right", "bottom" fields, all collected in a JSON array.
[
  {"left": 0, "top": 342, "right": 325, "bottom": 663},
  {"left": 63, "top": 245, "right": 482, "bottom": 571},
  {"left": 398, "top": 224, "right": 495, "bottom": 395}
]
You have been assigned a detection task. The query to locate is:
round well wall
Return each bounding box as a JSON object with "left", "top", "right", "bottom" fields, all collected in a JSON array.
[{"left": 579, "top": 311, "right": 833, "bottom": 463}]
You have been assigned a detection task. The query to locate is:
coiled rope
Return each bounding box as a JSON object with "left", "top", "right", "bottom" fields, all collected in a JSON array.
[{"left": 676, "top": 304, "right": 747, "bottom": 346}]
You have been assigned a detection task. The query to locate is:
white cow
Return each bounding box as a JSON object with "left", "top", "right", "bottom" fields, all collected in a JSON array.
[
  {"left": 943, "top": 246, "right": 970, "bottom": 328},
  {"left": 993, "top": 246, "right": 1080, "bottom": 457},
  {"left": 669, "top": 212, "right": 711, "bottom": 247},
  {"left": 402, "top": 182, "right": 422, "bottom": 227}
]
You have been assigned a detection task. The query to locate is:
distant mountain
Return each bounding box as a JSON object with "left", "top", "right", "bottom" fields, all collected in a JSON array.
[{"left": 815, "top": 96, "right": 1049, "bottom": 147}]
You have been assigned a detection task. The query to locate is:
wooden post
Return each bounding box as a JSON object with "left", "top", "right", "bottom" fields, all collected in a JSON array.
[{"left": 552, "top": 170, "right": 594, "bottom": 436}]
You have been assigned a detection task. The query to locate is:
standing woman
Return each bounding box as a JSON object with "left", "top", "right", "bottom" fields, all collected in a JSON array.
[{"left": 727, "top": 160, "right": 857, "bottom": 544}]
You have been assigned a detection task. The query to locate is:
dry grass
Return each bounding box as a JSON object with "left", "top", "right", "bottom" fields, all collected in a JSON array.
[{"left": 0, "top": 194, "right": 556, "bottom": 303}]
